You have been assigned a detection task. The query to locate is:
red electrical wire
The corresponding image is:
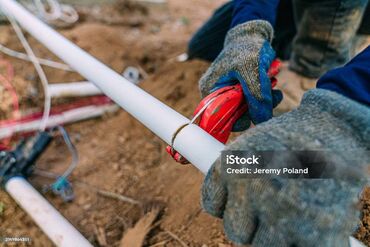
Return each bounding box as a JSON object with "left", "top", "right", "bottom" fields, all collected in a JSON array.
[
  {"left": 0, "top": 95, "right": 111, "bottom": 127},
  {"left": 0, "top": 55, "right": 112, "bottom": 150},
  {"left": 0, "top": 95, "right": 112, "bottom": 146}
]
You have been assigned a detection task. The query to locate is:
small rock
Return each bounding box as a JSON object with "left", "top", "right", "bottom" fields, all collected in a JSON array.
[{"left": 83, "top": 204, "right": 92, "bottom": 210}]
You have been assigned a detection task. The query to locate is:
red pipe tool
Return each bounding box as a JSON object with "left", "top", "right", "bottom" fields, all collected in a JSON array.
[{"left": 167, "top": 59, "right": 282, "bottom": 164}]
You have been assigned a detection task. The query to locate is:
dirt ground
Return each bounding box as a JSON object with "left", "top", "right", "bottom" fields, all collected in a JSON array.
[{"left": 0, "top": 0, "right": 369, "bottom": 246}]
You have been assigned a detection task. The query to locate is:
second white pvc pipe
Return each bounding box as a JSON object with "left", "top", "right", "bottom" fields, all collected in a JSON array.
[
  {"left": 5, "top": 177, "right": 92, "bottom": 247},
  {"left": 48, "top": 82, "right": 101, "bottom": 98},
  {"left": 0, "top": 104, "right": 119, "bottom": 139}
]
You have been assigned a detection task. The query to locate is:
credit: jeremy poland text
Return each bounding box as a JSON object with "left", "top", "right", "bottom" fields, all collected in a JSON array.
[{"left": 221, "top": 151, "right": 336, "bottom": 179}]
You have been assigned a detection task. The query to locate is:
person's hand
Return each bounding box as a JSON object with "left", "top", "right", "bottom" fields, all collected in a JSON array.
[
  {"left": 202, "top": 89, "right": 370, "bottom": 246},
  {"left": 199, "top": 20, "right": 282, "bottom": 128}
]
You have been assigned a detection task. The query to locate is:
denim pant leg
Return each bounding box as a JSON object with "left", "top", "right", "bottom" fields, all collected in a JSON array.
[
  {"left": 187, "top": 0, "right": 297, "bottom": 62},
  {"left": 290, "top": 0, "right": 369, "bottom": 78},
  {"left": 358, "top": 2, "right": 370, "bottom": 34},
  {"left": 187, "top": 2, "right": 233, "bottom": 62}
]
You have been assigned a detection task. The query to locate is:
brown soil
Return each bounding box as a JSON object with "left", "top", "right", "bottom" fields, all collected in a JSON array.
[
  {"left": 355, "top": 187, "right": 370, "bottom": 246},
  {"left": 0, "top": 0, "right": 369, "bottom": 246}
]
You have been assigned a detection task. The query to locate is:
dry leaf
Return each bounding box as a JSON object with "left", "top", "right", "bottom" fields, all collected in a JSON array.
[
  {"left": 120, "top": 207, "right": 161, "bottom": 247},
  {"left": 94, "top": 225, "right": 108, "bottom": 246}
]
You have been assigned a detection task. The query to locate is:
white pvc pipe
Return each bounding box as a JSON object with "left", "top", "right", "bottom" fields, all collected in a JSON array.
[
  {"left": 0, "top": 0, "right": 224, "bottom": 174},
  {"left": 49, "top": 82, "right": 101, "bottom": 98},
  {"left": 5, "top": 177, "right": 92, "bottom": 247},
  {"left": 0, "top": 104, "right": 119, "bottom": 139}
]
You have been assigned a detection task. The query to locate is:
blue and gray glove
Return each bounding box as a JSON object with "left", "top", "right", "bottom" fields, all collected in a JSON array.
[
  {"left": 199, "top": 20, "right": 283, "bottom": 128},
  {"left": 202, "top": 89, "right": 370, "bottom": 246}
]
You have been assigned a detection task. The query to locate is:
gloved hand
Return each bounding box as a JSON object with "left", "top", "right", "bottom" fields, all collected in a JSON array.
[
  {"left": 202, "top": 89, "right": 370, "bottom": 246},
  {"left": 199, "top": 20, "right": 283, "bottom": 128}
]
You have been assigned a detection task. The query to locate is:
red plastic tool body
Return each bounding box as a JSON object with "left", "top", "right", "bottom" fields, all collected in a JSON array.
[
  {"left": 195, "top": 84, "right": 247, "bottom": 143},
  {"left": 167, "top": 60, "right": 281, "bottom": 164}
]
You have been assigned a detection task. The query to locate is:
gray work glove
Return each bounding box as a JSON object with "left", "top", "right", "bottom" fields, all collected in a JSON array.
[
  {"left": 202, "top": 89, "right": 370, "bottom": 246},
  {"left": 199, "top": 20, "right": 283, "bottom": 127}
]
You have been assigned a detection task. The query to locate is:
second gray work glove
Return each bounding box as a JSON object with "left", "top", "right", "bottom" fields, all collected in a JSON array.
[
  {"left": 199, "top": 20, "right": 283, "bottom": 127},
  {"left": 202, "top": 89, "right": 370, "bottom": 246}
]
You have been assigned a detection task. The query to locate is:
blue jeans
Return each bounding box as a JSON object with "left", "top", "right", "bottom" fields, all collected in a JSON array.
[{"left": 188, "top": 0, "right": 370, "bottom": 78}]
